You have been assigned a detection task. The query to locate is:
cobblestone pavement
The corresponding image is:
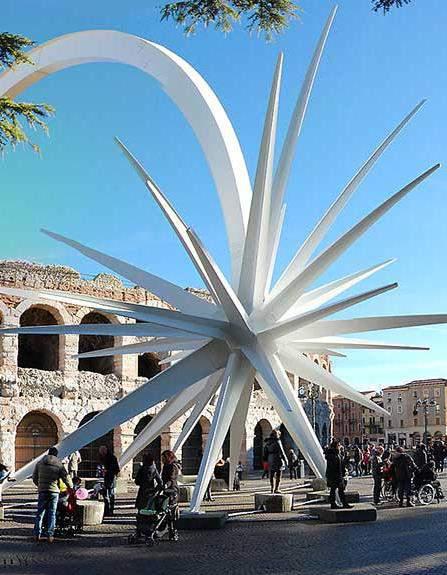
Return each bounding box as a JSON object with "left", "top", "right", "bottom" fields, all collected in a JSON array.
[{"left": 1, "top": 473, "right": 447, "bottom": 575}]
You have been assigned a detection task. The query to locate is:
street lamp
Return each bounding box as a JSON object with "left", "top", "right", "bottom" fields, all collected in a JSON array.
[
  {"left": 413, "top": 398, "right": 438, "bottom": 445},
  {"left": 298, "top": 383, "right": 320, "bottom": 432}
]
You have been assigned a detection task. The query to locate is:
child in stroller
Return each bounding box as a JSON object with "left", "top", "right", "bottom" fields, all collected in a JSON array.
[
  {"left": 54, "top": 477, "right": 83, "bottom": 538},
  {"left": 129, "top": 487, "right": 179, "bottom": 547}
]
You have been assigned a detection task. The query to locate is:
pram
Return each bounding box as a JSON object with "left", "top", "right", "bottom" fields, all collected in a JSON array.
[
  {"left": 128, "top": 488, "right": 179, "bottom": 547},
  {"left": 54, "top": 488, "right": 83, "bottom": 538}
]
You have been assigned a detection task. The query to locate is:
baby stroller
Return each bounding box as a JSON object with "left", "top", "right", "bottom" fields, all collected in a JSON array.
[
  {"left": 54, "top": 488, "right": 83, "bottom": 538},
  {"left": 128, "top": 488, "right": 179, "bottom": 547}
]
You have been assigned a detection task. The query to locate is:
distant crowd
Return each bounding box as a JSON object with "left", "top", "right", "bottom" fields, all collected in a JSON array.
[{"left": 324, "top": 439, "right": 446, "bottom": 508}]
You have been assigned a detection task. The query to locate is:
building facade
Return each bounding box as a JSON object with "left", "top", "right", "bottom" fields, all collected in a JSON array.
[
  {"left": 0, "top": 260, "right": 334, "bottom": 478},
  {"left": 383, "top": 379, "right": 447, "bottom": 447},
  {"left": 332, "top": 391, "right": 385, "bottom": 446}
]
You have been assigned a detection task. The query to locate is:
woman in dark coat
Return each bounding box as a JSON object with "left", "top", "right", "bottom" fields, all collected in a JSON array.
[
  {"left": 263, "top": 430, "right": 287, "bottom": 493},
  {"left": 134, "top": 453, "right": 162, "bottom": 512},
  {"left": 161, "top": 450, "right": 181, "bottom": 541},
  {"left": 325, "top": 440, "right": 352, "bottom": 509}
]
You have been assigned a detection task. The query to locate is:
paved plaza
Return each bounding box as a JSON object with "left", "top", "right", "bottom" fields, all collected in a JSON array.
[{"left": 1, "top": 473, "right": 447, "bottom": 575}]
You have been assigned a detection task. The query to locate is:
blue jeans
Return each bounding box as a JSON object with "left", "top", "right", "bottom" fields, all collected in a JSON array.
[
  {"left": 103, "top": 477, "right": 116, "bottom": 515},
  {"left": 34, "top": 491, "right": 59, "bottom": 537}
]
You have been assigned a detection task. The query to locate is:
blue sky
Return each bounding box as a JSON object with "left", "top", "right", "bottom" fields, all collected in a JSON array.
[{"left": 1, "top": 0, "right": 447, "bottom": 391}]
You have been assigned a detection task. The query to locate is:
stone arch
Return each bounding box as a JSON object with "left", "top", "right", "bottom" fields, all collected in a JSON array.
[
  {"left": 132, "top": 414, "right": 162, "bottom": 477},
  {"left": 77, "top": 411, "right": 114, "bottom": 477},
  {"left": 78, "top": 311, "right": 115, "bottom": 375},
  {"left": 15, "top": 410, "right": 60, "bottom": 470},
  {"left": 138, "top": 353, "right": 161, "bottom": 380},
  {"left": 0, "top": 29, "right": 252, "bottom": 283},
  {"left": 253, "top": 419, "right": 273, "bottom": 470},
  {"left": 181, "top": 415, "right": 211, "bottom": 475},
  {"left": 18, "top": 304, "right": 65, "bottom": 371}
]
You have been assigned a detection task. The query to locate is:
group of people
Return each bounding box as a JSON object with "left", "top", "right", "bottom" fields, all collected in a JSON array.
[
  {"left": 31, "top": 445, "right": 121, "bottom": 542},
  {"left": 29, "top": 444, "right": 182, "bottom": 543},
  {"left": 329, "top": 439, "right": 446, "bottom": 509}
]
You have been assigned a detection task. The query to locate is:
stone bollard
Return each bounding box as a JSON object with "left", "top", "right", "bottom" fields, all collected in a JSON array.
[
  {"left": 178, "top": 485, "right": 194, "bottom": 503},
  {"left": 254, "top": 493, "right": 293, "bottom": 513},
  {"left": 210, "top": 478, "right": 228, "bottom": 492},
  {"left": 75, "top": 500, "right": 105, "bottom": 526},
  {"left": 312, "top": 478, "right": 327, "bottom": 491}
]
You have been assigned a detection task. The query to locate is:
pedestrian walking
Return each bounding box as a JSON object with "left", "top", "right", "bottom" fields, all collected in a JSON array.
[
  {"left": 433, "top": 441, "right": 444, "bottom": 472},
  {"left": 32, "top": 447, "right": 73, "bottom": 543},
  {"left": 325, "top": 440, "right": 353, "bottom": 510},
  {"left": 361, "top": 447, "right": 370, "bottom": 475},
  {"left": 287, "top": 448, "right": 298, "bottom": 480},
  {"left": 353, "top": 445, "right": 362, "bottom": 477},
  {"left": 414, "top": 443, "right": 428, "bottom": 469},
  {"left": 0, "top": 463, "right": 11, "bottom": 506},
  {"left": 371, "top": 445, "right": 384, "bottom": 505},
  {"left": 134, "top": 453, "right": 162, "bottom": 513},
  {"left": 161, "top": 450, "right": 181, "bottom": 541},
  {"left": 263, "top": 429, "right": 287, "bottom": 494},
  {"left": 98, "top": 445, "right": 120, "bottom": 516},
  {"left": 393, "top": 446, "right": 417, "bottom": 507},
  {"left": 67, "top": 450, "right": 82, "bottom": 479}
]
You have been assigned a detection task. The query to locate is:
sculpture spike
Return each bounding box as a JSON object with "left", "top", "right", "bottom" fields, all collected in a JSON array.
[
  {"left": 263, "top": 164, "right": 440, "bottom": 321},
  {"left": 273, "top": 99, "right": 427, "bottom": 296}
]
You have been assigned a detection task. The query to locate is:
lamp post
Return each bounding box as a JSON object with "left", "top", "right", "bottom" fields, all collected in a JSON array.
[
  {"left": 298, "top": 383, "right": 320, "bottom": 432},
  {"left": 413, "top": 398, "right": 438, "bottom": 445}
]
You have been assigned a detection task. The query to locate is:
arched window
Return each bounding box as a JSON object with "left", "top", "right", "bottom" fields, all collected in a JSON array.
[
  {"left": 15, "top": 411, "right": 59, "bottom": 470},
  {"left": 253, "top": 419, "right": 273, "bottom": 470},
  {"left": 18, "top": 307, "right": 60, "bottom": 371},
  {"left": 138, "top": 353, "right": 161, "bottom": 379},
  {"left": 78, "top": 312, "right": 114, "bottom": 375},
  {"left": 181, "top": 421, "right": 203, "bottom": 475},
  {"left": 78, "top": 411, "right": 114, "bottom": 477},
  {"left": 132, "top": 415, "right": 161, "bottom": 477}
]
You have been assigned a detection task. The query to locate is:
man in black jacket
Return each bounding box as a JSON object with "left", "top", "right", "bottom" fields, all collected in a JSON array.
[
  {"left": 325, "top": 440, "right": 353, "bottom": 510},
  {"left": 393, "top": 446, "right": 417, "bottom": 507},
  {"left": 99, "top": 445, "right": 120, "bottom": 516}
]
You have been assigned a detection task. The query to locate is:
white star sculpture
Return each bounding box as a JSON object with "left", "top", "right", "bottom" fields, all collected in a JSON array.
[{"left": 2, "top": 7, "right": 446, "bottom": 511}]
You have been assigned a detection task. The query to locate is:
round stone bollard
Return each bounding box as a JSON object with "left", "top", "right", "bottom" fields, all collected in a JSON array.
[
  {"left": 178, "top": 485, "right": 194, "bottom": 503},
  {"left": 312, "top": 478, "right": 327, "bottom": 491},
  {"left": 254, "top": 493, "right": 293, "bottom": 513},
  {"left": 76, "top": 500, "right": 105, "bottom": 526}
]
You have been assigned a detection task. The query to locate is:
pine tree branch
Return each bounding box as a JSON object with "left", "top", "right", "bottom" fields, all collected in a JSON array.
[
  {"left": 372, "top": 0, "right": 413, "bottom": 13},
  {"left": 0, "top": 32, "right": 54, "bottom": 153},
  {"left": 160, "top": 0, "right": 300, "bottom": 38}
]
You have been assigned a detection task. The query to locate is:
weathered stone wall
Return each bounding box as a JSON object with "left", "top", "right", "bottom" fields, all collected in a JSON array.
[{"left": 0, "top": 260, "right": 333, "bottom": 478}]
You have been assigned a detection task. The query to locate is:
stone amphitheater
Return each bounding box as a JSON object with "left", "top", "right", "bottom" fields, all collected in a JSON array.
[{"left": 0, "top": 260, "right": 334, "bottom": 479}]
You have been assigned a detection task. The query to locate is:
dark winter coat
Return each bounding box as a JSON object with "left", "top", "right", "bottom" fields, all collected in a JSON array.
[
  {"left": 263, "top": 438, "right": 287, "bottom": 472},
  {"left": 413, "top": 448, "right": 428, "bottom": 469},
  {"left": 162, "top": 461, "right": 181, "bottom": 493},
  {"left": 32, "top": 455, "right": 72, "bottom": 493},
  {"left": 371, "top": 454, "right": 383, "bottom": 478},
  {"left": 101, "top": 453, "right": 120, "bottom": 483},
  {"left": 134, "top": 462, "right": 162, "bottom": 510},
  {"left": 325, "top": 448, "right": 346, "bottom": 488},
  {"left": 393, "top": 452, "right": 416, "bottom": 482}
]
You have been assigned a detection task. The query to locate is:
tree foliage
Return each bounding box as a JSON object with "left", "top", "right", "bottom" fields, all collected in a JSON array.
[
  {"left": 161, "top": 0, "right": 300, "bottom": 37},
  {"left": 372, "top": 0, "right": 413, "bottom": 12},
  {"left": 0, "top": 32, "right": 54, "bottom": 153}
]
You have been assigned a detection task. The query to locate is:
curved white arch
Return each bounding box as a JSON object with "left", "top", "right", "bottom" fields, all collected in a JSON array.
[{"left": 0, "top": 30, "right": 251, "bottom": 284}]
